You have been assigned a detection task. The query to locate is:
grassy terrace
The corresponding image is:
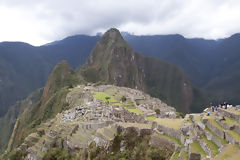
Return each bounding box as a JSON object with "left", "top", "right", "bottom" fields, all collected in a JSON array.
[
  {"left": 205, "top": 127, "right": 227, "bottom": 145},
  {"left": 219, "top": 108, "right": 240, "bottom": 115},
  {"left": 213, "top": 144, "right": 240, "bottom": 160},
  {"left": 206, "top": 116, "right": 225, "bottom": 131},
  {"left": 226, "top": 130, "right": 240, "bottom": 142},
  {"left": 146, "top": 116, "right": 156, "bottom": 121},
  {"left": 93, "top": 92, "right": 119, "bottom": 104},
  {"left": 224, "top": 116, "right": 240, "bottom": 126},
  {"left": 179, "top": 150, "right": 188, "bottom": 160},
  {"left": 154, "top": 133, "right": 182, "bottom": 146},
  {"left": 193, "top": 114, "right": 202, "bottom": 123},
  {"left": 202, "top": 136, "right": 219, "bottom": 157},
  {"left": 154, "top": 118, "right": 183, "bottom": 130},
  {"left": 117, "top": 122, "right": 151, "bottom": 129},
  {"left": 170, "top": 151, "right": 180, "bottom": 160},
  {"left": 93, "top": 91, "right": 143, "bottom": 114},
  {"left": 190, "top": 141, "right": 206, "bottom": 157}
]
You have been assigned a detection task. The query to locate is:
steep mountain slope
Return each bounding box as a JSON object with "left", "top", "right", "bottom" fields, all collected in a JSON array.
[
  {"left": 124, "top": 34, "right": 218, "bottom": 86},
  {"left": 0, "top": 42, "right": 52, "bottom": 117},
  {"left": 0, "top": 36, "right": 98, "bottom": 117},
  {"left": 203, "top": 34, "right": 240, "bottom": 103},
  {"left": 6, "top": 61, "right": 80, "bottom": 151},
  {"left": 0, "top": 88, "right": 43, "bottom": 151},
  {"left": 2, "top": 29, "right": 240, "bottom": 119},
  {"left": 78, "top": 28, "right": 208, "bottom": 112}
]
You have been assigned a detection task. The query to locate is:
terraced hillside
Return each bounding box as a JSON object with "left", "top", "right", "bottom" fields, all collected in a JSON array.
[
  {"left": 3, "top": 84, "right": 178, "bottom": 160},
  {"left": 3, "top": 82, "right": 240, "bottom": 160}
]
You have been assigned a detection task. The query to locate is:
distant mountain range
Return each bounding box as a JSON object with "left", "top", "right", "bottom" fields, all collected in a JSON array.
[
  {"left": 1, "top": 30, "right": 240, "bottom": 117},
  {"left": 0, "top": 28, "right": 207, "bottom": 152}
]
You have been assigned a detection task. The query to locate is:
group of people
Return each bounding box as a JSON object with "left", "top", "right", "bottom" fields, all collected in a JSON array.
[
  {"left": 207, "top": 101, "right": 230, "bottom": 116},
  {"left": 211, "top": 102, "right": 229, "bottom": 112}
]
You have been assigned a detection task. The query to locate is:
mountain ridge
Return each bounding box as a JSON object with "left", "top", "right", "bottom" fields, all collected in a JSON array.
[{"left": 78, "top": 28, "right": 209, "bottom": 112}]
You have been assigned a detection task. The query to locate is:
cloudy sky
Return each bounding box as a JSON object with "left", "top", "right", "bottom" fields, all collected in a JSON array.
[{"left": 0, "top": 0, "right": 240, "bottom": 45}]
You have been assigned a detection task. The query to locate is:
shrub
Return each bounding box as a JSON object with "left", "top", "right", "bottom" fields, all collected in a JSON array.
[
  {"left": 9, "top": 150, "right": 27, "bottom": 160},
  {"left": 43, "top": 148, "right": 73, "bottom": 160},
  {"left": 155, "top": 109, "right": 160, "bottom": 115},
  {"left": 121, "top": 96, "right": 127, "bottom": 102}
]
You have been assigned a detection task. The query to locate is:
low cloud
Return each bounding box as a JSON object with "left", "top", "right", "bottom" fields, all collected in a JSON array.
[{"left": 0, "top": 0, "right": 240, "bottom": 45}]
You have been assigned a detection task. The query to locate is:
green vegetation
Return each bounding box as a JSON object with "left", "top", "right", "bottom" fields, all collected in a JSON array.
[
  {"left": 0, "top": 88, "right": 43, "bottom": 151},
  {"left": 213, "top": 144, "right": 240, "bottom": 160},
  {"left": 224, "top": 116, "right": 240, "bottom": 126},
  {"left": 190, "top": 141, "right": 206, "bottom": 157},
  {"left": 202, "top": 136, "right": 219, "bottom": 157},
  {"left": 117, "top": 122, "right": 151, "bottom": 129},
  {"left": 170, "top": 151, "right": 180, "bottom": 160},
  {"left": 179, "top": 150, "right": 188, "bottom": 160},
  {"left": 194, "top": 114, "right": 201, "bottom": 122},
  {"left": 8, "top": 150, "right": 27, "bottom": 160},
  {"left": 121, "top": 96, "right": 127, "bottom": 102},
  {"left": 154, "top": 118, "right": 183, "bottom": 130},
  {"left": 208, "top": 118, "right": 224, "bottom": 131},
  {"left": 43, "top": 148, "right": 74, "bottom": 160},
  {"left": 146, "top": 116, "right": 156, "bottom": 121},
  {"left": 127, "top": 108, "right": 144, "bottom": 114},
  {"left": 205, "top": 127, "right": 227, "bottom": 145},
  {"left": 88, "top": 131, "right": 173, "bottom": 160},
  {"left": 93, "top": 92, "right": 118, "bottom": 104},
  {"left": 226, "top": 130, "right": 240, "bottom": 141},
  {"left": 155, "top": 109, "right": 160, "bottom": 115},
  {"left": 154, "top": 133, "right": 182, "bottom": 146}
]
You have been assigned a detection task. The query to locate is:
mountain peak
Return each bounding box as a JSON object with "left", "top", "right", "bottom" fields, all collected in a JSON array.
[
  {"left": 41, "top": 60, "right": 78, "bottom": 104},
  {"left": 97, "top": 28, "right": 125, "bottom": 46}
]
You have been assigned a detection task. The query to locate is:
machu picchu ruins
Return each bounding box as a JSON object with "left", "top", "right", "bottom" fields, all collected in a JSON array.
[{"left": 6, "top": 84, "right": 240, "bottom": 160}]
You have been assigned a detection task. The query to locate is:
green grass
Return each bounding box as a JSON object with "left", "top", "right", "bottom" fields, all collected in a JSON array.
[
  {"left": 154, "top": 118, "right": 183, "bottom": 130},
  {"left": 190, "top": 141, "right": 206, "bottom": 157},
  {"left": 224, "top": 116, "right": 240, "bottom": 126},
  {"left": 170, "top": 151, "right": 180, "bottom": 160},
  {"left": 202, "top": 136, "right": 219, "bottom": 157},
  {"left": 117, "top": 122, "right": 151, "bottom": 129},
  {"left": 194, "top": 114, "right": 202, "bottom": 122},
  {"left": 226, "top": 130, "right": 240, "bottom": 141},
  {"left": 208, "top": 118, "right": 224, "bottom": 131},
  {"left": 146, "top": 116, "right": 156, "bottom": 121},
  {"left": 93, "top": 92, "right": 118, "bottom": 104},
  {"left": 179, "top": 150, "right": 188, "bottom": 160},
  {"left": 127, "top": 108, "right": 144, "bottom": 114},
  {"left": 93, "top": 91, "right": 144, "bottom": 114},
  {"left": 213, "top": 144, "right": 240, "bottom": 160},
  {"left": 154, "top": 133, "right": 182, "bottom": 146},
  {"left": 219, "top": 108, "right": 240, "bottom": 115},
  {"left": 205, "top": 127, "right": 227, "bottom": 145}
]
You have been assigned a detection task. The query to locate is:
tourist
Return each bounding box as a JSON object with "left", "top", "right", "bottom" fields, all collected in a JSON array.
[
  {"left": 220, "top": 116, "right": 225, "bottom": 121},
  {"left": 211, "top": 106, "right": 214, "bottom": 112}
]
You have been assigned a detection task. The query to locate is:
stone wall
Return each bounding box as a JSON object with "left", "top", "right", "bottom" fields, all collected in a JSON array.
[
  {"left": 218, "top": 109, "right": 240, "bottom": 121},
  {"left": 225, "top": 132, "right": 235, "bottom": 144},
  {"left": 204, "top": 130, "right": 223, "bottom": 148},
  {"left": 216, "top": 119, "right": 232, "bottom": 130},
  {"left": 156, "top": 124, "right": 182, "bottom": 140},
  {"left": 206, "top": 121, "right": 225, "bottom": 139},
  {"left": 234, "top": 125, "right": 240, "bottom": 134},
  {"left": 150, "top": 134, "right": 176, "bottom": 152},
  {"left": 199, "top": 141, "right": 211, "bottom": 157}
]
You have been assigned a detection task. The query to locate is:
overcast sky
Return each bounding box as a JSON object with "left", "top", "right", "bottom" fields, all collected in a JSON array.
[{"left": 0, "top": 0, "right": 240, "bottom": 46}]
